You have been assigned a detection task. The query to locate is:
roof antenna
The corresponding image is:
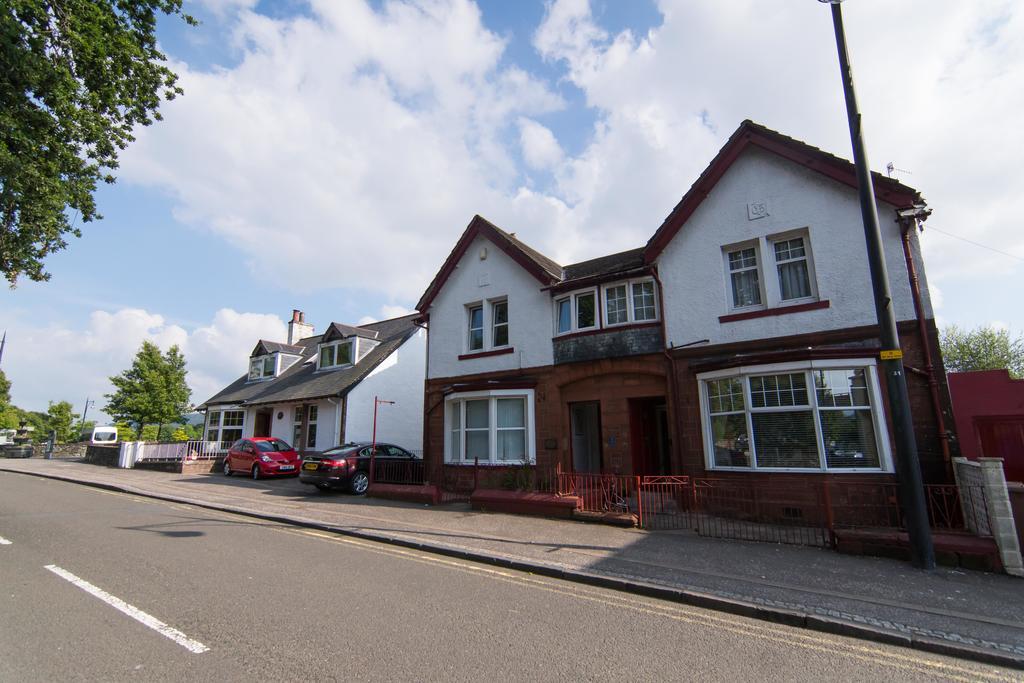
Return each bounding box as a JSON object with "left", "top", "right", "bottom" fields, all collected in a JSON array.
[{"left": 886, "top": 162, "right": 912, "bottom": 179}]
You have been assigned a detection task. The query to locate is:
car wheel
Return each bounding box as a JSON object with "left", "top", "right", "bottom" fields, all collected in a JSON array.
[
  {"left": 223, "top": 459, "right": 232, "bottom": 476},
  {"left": 349, "top": 471, "right": 369, "bottom": 495},
  {"left": 251, "top": 465, "right": 261, "bottom": 481}
]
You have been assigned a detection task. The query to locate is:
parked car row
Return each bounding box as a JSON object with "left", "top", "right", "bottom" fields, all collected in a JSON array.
[{"left": 221, "top": 437, "right": 420, "bottom": 495}]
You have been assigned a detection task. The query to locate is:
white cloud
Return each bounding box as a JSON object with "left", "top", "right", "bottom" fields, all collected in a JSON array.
[
  {"left": 123, "top": 0, "right": 566, "bottom": 301},
  {"left": 121, "top": 0, "right": 1021, "bottom": 335},
  {"left": 518, "top": 117, "right": 564, "bottom": 170},
  {"left": 1, "top": 308, "right": 286, "bottom": 420}
]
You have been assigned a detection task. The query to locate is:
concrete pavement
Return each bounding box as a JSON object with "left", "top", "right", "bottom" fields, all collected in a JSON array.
[
  {"left": 5, "top": 473, "right": 1010, "bottom": 682},
  {"left": 2, "top": 457, "right": 1023, "bottom": 669}
]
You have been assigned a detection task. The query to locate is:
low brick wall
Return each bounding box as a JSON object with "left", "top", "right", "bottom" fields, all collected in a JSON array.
[{"left": 84, "top": 445, "right": 120, "bottom": 467}]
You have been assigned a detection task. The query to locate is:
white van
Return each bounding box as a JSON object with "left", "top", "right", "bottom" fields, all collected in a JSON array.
[{"left": 90, "top": 426, "right": 119, "bottom": 445}]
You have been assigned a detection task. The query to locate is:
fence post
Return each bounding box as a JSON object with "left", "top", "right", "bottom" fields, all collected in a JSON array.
[
  {"left": 636, "top": 476, "right": 643, "bottom": 529},
  {"left": 473, "top": 457, "right": 479, "bottom": 491},
  {"left": 823, "top": 481, "right": 836, "bottom": 548},
  {"left": 977, "top": 458, "right": 1023, "bottom": 577}
]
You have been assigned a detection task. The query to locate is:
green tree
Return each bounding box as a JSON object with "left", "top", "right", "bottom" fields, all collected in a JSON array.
[
  {"left": 0, "top": 369, "right": 10, "bottom": 410},
  {"left": 940, "top": 325, "right": 1024, "bottom": 379},
  {"left": 115, "top": 421, "right": 137, "bottom": 441},
  {"left": 171, "top": 426, "right": 188, "bottom": 441},
  {"left": 1, "top": 1, "right": 195, "bottom": 285},
  {"left": 104, "top": 341, "right": 192, "bottom": 439},
  {"left": 46, "top": 400, "right": 79, "bottom": 443}
]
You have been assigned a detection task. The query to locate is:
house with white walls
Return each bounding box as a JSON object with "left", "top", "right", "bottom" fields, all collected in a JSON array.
[
  {"left": 416, "top": 120, "right": 955, "bottom": 491},
  {"left": 200, "top": 310, "right": 425, "bottom": 454}
]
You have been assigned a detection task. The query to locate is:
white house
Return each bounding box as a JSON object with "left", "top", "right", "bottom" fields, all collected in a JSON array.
[{"left": 200, "top": 310, "right": 425, "bottom": 454}]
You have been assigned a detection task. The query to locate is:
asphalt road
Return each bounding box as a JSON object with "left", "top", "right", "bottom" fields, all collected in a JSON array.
[{"left": 0, "top": 473, "right": 1018, "bottom": 682}]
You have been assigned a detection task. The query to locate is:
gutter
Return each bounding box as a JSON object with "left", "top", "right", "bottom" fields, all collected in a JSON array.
[
  {"left": 897, "top": 205, "right": 953, "bottom": 472},
  {"left": 651, "top": 266, "right": 684, "bottom": 474}
]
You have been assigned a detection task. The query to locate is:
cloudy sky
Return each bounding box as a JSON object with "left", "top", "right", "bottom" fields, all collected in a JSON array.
[{"left": 2, "top": 0, "right": 1022, "bottom": 421}]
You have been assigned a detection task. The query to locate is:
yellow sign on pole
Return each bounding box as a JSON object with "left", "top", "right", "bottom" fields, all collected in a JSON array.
[{"left": 880, "top": 349, "right": 903, "bottom": 361}]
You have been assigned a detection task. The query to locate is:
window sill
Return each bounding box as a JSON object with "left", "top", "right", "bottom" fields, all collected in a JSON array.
[
  {"left": 719, "top": 299, "right": 830, "bottom": 323},
  {"left": 707, "top": 466, "right": 891, "bottom": 474},
  {"left": 458, "top": 347, "right": 515, "bottom": 361}
]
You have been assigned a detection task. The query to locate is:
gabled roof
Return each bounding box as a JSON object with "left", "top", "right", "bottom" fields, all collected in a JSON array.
[
  {"left": 251, "top": 340, "right": 305, "bottom": 358},
  {"left": 201, "top": 314, "right": 420, "bottom": 409},
  {"left": 643, "top": 119, "right": 922, "bottom": 262},
  {"left": 416, "top": 215, "right": 562, "bottom": 312},
  {"left": 321, "top": 323, "right": 379, "bottom": 343}
]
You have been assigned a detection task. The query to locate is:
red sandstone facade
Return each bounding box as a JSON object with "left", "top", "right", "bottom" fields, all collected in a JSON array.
[{"left": 417, "top": 121, "right": 958, "bottom": 496}]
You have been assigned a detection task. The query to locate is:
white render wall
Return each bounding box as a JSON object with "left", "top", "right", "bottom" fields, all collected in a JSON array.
[
  {"left": 427, "top": 235, "right": 556, "bottom": 380},
  {"left": 344, "top": 328, "right": 426, "bottom": 455},
  {"left": 657, "top": 147, "right": 933, "bottom": 349}
]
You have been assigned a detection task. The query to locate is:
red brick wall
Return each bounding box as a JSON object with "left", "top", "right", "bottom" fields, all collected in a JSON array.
[
  {"left": 669, "top": 319, "right": 955, "bottom": 484},
  {"left": 424, "top": 320, "right": 956, "bottom": 486},
  {"left": 424, "top": 355, "right": 668, "bottom": 480}
]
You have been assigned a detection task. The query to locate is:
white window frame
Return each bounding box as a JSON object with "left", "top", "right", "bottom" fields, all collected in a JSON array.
[
  {"left": 443, "top": 389, "right": 536, "bottom": 465},
  {"left": 697, "top": 359, "right": 893, "bottom": 474},
  {"left": 601, "top": 277, "right": 659, "bottom": 328},
  {"left": 491, "top": 299, "right": 510, "bottom": 349},
  {"left": 466, "top": 303, "right": 484, "bottom": 352},
  {"left": 248, "top": 354, "right": 277, "bottom": 382},
  {"left": 209, "top": 409, "right": 244, "bottom": 444},
  {"left": 574, "top": 289, "right": 598, "bottom": 332},
  {"left": 769, "top": 231, "right": 818, "bottom": 304},
  {"left": 630, "top": 279, "right": 658, "bottom": 322},
  {"left": 723, "top": 241, "right": 765, "bottom": 312},
  {"left": 317, "top": 340, "right": 354, "bottom": 371},
  {"left": 603, "top": 283, "right": 629, "bottom": 326},
  {"left": 554, "top": 296, "right": 572, "bottom": 335}
]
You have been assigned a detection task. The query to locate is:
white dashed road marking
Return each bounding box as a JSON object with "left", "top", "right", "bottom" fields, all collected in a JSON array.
[{"left": 44, "top": 564, "right": 209, "bottom": 654}]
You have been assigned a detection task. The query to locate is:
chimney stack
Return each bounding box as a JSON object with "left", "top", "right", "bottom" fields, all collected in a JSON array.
[{"left": 287, "top": 309, "right": 314, "bottom": 344}]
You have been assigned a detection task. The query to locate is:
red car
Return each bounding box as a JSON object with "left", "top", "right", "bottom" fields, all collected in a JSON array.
[{"left": 222, "top": 438, "right": 301, "bottom": 480}]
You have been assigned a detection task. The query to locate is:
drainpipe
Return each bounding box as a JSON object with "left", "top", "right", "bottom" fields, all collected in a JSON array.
[
  {"left": 897, "top": 206, "right": 953, "bottom": 474},
  {"left": 650, "top": 267, "right": 683, "bottom": 474}
]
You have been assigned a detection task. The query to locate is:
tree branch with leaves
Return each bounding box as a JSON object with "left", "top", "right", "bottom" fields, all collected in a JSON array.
[{"left": 0, "top": 0, "right": 195, "bottom": 285}]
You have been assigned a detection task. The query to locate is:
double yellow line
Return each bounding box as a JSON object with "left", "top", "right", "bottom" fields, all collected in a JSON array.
[{"left": 291, "top": 527, "right": 1019, "bottom": 683}]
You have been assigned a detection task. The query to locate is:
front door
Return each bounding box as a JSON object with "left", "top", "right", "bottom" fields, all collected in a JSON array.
[
  {"left": 629, "top": 397, "right": 670, "bottom": 476},
  {"left": 254, "top": 410, "right": 272, "bottom": 438},
  {"left": 570, "top": 402, "right": 602, "bottom": 473}
]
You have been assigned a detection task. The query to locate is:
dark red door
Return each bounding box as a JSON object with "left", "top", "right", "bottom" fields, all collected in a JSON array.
[{"left": 977, "top": 418, "right": 1024, "bottom": 483}]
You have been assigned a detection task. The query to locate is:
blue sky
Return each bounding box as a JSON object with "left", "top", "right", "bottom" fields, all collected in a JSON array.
[{"left": 1, "top": 0, "right": 1021, "bottom": 420}]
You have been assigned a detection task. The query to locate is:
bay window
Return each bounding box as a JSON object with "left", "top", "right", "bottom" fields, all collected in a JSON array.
[
  {"left": 556, "top": 278, "right": 658, "bottom": 335},
  {"left": 445, "top": 390, "right": 535, "bottom": 464},
  {"left": 700, "top": 361, "right": 889, "bottom": 472}
]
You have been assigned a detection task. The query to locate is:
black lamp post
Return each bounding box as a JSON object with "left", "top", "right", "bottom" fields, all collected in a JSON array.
[{"left": 818, "top": 0, "right": 935, "bottom": 569}]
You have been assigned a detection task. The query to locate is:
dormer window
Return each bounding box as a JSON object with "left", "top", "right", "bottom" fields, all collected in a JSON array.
[
  {"left": 319, "top": 340, "right": 353, "bottom": 370},
  {"left": 248, "top": 355, "right": 276, "bottom": 381}
]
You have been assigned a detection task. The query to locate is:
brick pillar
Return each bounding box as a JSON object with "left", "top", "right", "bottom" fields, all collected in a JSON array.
[{"left": 978, "top": 458, "right": 1024, "bottom": 577}]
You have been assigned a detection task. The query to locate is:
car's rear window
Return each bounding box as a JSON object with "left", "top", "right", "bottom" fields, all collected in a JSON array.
[
  {"left": 321, "top": 445, "right": 361, "bottom": 456},
  {"left": 255, "top": 439, "right": 292, "bottom": 452}
]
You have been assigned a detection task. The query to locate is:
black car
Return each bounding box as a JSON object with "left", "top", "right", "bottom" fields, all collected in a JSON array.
[{"left": 299, "top": 442, "right": 420, "bottom": 494}]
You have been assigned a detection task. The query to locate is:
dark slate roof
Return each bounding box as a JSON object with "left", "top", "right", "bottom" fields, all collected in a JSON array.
[
  {"left": 322, "top": 322, "right": 379, "bottom": 342},
  {"left": 251, "top": 340, "right": 305, "bottom": 357},
  {"left": 561, "top": 247, "right": 646, "bottom": 282},
  {"left": 201, "top": 314, "right": 419, "bottom": 409}
]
